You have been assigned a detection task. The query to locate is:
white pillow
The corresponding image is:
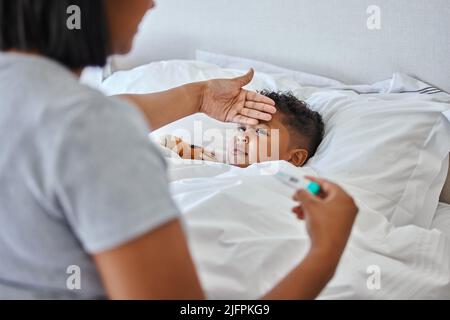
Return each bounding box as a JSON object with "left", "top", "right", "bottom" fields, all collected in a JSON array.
[
  {"left": 196, "top": 50, "right": 343, "bottom": 88},
  {"left": 305, "top": 91, "right": 450, "bottom": 228},
  {"left": 94, "top": 59, "right": 310, "bottom": 95}
]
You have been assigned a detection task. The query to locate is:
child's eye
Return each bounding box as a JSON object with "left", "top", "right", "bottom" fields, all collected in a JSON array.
[
  {"left": 237, "top": 126, "right": 246, "bottom": 132},
  {"left": 256, "top": 128, "right": 269, "bottom": 136}
]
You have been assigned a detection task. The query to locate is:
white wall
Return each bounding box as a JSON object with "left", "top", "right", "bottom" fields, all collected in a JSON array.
[{"left": 113, "top": 0, "right": 450, "bottom": 91}]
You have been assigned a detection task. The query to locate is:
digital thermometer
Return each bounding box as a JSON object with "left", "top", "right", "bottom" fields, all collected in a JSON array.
[{"left": 275, "top": 172, "right": 321, "bottom": 195}]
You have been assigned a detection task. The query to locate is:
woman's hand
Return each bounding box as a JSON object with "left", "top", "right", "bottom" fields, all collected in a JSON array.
[
  {"left": 292, "top": 176, "right": 359, "bottom": 263},
  {"left": 200, "top": 69, "right": 277, "bottom": 125},
  {"left": 264, "top": 179, "right": 358, "bottom": 300},
  {"left": 119, "top": 69, "right": 276, "bottom": 130}
]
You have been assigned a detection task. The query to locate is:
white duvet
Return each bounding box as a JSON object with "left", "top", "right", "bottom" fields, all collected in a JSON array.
[{"left": 169, "top": 159, "right": 450, "bottom": 300}]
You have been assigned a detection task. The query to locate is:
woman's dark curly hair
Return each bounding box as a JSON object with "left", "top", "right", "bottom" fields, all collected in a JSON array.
[{"left": 260, "top": 90, "right": 325, "bottom": 159}]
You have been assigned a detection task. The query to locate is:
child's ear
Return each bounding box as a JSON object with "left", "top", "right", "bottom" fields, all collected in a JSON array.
[{"left": 288, "top": 149, "right": 309, "bottom": 167}]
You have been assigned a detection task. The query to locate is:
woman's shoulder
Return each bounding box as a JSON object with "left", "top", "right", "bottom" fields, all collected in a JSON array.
[
  {"left": 32, "top": 76, "right": 153, "bottom": 163},
  {"left": 40, "top": 89, "right": 151, "bottom": 151},
  {"left": 2, "top": 53, "right": 143, "bottom": 121}
]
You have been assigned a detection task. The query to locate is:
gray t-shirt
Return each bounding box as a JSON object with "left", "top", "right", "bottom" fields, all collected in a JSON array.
[{"left": 0, "top": 53, "right": 180, "bottom": 299}]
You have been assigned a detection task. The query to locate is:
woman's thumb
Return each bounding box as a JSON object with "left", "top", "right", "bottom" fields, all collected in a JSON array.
[{"left": 235, "top": 69, "right": 254, "bottom": 87}]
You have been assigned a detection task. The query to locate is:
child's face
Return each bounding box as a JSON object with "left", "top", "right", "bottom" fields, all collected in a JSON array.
[{"left": 227, "top": 113, "right": 308, "bottom": 167}]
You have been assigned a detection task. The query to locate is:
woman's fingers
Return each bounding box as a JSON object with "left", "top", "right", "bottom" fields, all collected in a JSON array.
[
  {"left": 231, "top": 114, "right": 259, "bottom": 126},
  {"left": 239, "top": 91, "right": 276, "bottom": 123},
  {"left": 240, "top": 107, "right": 272, "bottom": 122},
  {"left": 293, "top": 189, "right": 320, "bottom": 204},
  {"left": 292, "top": 206, "right": 305, "bottom": 220},
  {"left": 237, "top": 92, "right": 276, "bottom": 124},
  {"left": 244, "top": 101, "right": 277, "bottom": 115},
  {"left": 245, "top": 91, "right": 276, "bottom": 109}
]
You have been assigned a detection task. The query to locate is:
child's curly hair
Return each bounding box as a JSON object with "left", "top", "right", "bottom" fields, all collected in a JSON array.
[{"left": 259, "top": 90, "right": 325, "bottom": 160}]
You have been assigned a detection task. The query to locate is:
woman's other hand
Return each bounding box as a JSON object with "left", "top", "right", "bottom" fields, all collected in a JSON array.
[
  {"left": 292, "top": 176, "right": 359, "bottom": 263},
  {"left": 200, "top": 69, "right": 277, "bottom": 125}
]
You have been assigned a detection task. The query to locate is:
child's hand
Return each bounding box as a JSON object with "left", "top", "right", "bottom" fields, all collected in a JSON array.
[
  {"left": 198, "top": 149, "right": 217, "bottom": 162},
  {"left": 158, "top": 135, "right": 217, "bottom": 161},
  {"left": 158, "top": 135, "right": 190, "bottom": 158}
]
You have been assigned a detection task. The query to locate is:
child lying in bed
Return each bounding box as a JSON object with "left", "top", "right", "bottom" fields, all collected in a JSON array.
[{"left": 158, "top": 91, "right": 325, "bottom": 168}]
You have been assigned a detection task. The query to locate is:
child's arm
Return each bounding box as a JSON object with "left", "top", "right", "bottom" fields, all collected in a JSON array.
[
  {"left": 190, "top": 145, "right": 218, "bottom": 162},
  {"left": 158, "top": 135, "right": 218, "bottom": 162}
]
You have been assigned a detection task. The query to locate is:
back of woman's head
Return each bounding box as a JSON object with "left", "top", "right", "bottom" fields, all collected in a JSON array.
[{"left": 0, "top": 0, "right": 110, "bottom": 69}]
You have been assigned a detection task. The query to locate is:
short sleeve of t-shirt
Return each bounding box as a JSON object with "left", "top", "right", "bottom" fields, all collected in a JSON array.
[{"left": 53, "top": 95, "right": 180, "bottom": 253}]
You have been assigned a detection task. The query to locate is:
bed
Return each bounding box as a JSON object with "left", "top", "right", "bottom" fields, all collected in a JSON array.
[{"left": 81, "top": 0, "right": 450, "bottom": 299}]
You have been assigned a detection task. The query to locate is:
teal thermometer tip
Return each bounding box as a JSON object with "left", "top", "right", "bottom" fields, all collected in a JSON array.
[{"left": 307, "top": 181, "right": 321, "bottom": 196}]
